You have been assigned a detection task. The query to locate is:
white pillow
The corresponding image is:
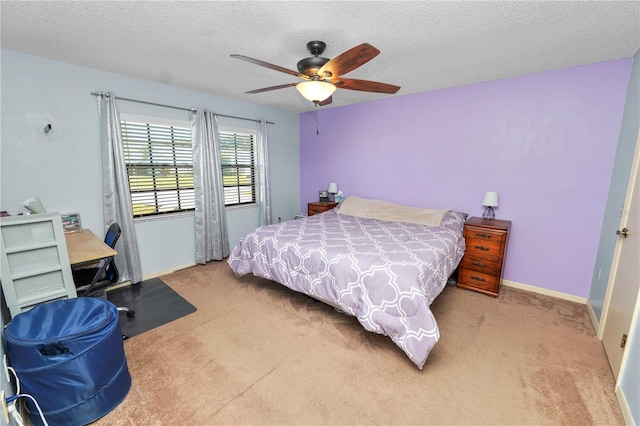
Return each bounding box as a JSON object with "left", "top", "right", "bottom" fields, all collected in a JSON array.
[{"left": 337, "top": 196, "right": 450, "bottom": 226}]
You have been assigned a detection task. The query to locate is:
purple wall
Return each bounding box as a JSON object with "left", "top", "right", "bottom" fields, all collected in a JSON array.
[{"left": 300, "top": 59, "right": 632, "bottom": 298}]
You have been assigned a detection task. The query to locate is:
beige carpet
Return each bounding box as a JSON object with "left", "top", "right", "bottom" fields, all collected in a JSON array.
[{"left": 96, "top": 261, "right": 623, "bottom": 425}]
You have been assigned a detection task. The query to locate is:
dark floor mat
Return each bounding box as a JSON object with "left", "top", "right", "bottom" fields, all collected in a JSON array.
[{"left": 107, "top": 278, "right": 196, "bottom": 338}]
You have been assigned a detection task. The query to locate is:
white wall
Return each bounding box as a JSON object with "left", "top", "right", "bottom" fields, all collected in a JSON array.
[{"left": 0, "top": 49, "right": 300, "bottom": 277}]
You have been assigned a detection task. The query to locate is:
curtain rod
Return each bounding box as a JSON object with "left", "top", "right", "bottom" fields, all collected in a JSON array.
[{"left": 90, "top": 91, "right": 275, "bottom": 125}]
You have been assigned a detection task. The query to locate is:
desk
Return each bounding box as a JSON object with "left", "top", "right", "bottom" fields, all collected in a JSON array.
[{"left": 65, "top": 229, "right": 117, "bottom": 267}]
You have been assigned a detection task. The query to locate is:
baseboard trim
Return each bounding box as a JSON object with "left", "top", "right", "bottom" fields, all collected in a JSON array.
[
  {"left": 502, "top": 279, "right": 587, "bottom": 304},
  {"left": 141, "top": 262, "right": 197, "bottom": 281},
  {"left": 615, "top": 383, "right": 633, "bottom": 426},
  {"left": 109, "top": 262, "right": 197, "bottom": 290},
  {"left": 586, "top": 300, "right": 601, "bottom": 338}
]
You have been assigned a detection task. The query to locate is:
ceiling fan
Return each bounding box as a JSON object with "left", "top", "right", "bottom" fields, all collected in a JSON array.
[{"left": 231, "top": 41, "right": 400, "bottom": 106}]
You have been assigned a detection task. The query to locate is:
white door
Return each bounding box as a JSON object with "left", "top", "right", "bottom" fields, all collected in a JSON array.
[{"left": 602, "top": 131, "right": 640, "bottom": 379}]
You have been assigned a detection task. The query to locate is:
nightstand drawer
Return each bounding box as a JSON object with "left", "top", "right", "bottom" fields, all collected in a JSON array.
[
  {"left": 464, "top": 226, "right": 506, "bottom": 244},
  {"left": 460, "top": 254, "right": 500, "bottom": 275},
  {"left": 458, "top": 268, "right": 500, "bottom": 293},
  {"left": 308, "top": 205, "right": 325, "bottom": 215},
  {"left": 464, "top": 237, "right": 503, "bottom": 258},
  {"left": 308, "top": 202, "right": 338, "bottom": 216}
]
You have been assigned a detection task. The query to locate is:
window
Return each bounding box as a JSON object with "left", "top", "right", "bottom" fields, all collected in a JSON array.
[
  {"left": 119, "top": 117, "right": 256, "bottom": 217},
  {"left": 220, "top": 129, "right": 256, "bottom": 206},
  {"left": 120, "top": 117, "right": 194, "bottom": 217}
]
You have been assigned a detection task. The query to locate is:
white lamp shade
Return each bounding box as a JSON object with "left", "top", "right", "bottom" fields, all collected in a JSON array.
[
  {"left": 328, "top": 182, "right": 338, "bottom": 193},
  {"left": 296, "top": 81, "right": 336, "bottom": 102},
  {"left": 482, "top": 191, "right": 499, "bottom": 207},
  {"left": 23, "top": 197, "right": 46, "bottom": 214}
]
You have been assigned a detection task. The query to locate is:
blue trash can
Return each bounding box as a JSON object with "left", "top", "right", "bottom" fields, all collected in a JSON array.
[{"left": 3, "top": 298, "right": 131, "bottom": 426}]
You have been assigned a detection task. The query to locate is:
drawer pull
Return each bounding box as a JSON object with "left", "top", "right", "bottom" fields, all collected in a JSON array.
[
  {"left": 474, "top": 245, "right": 490, "bottom": 251},
  {"left": 471, "top": 261, "right": 486, "bottom": 268},
  {"left": 471, "top": 275, "right": 485, "bottom": 282},
  {"left": 476, "top": 233, "right": 492, "bottom": 239}
]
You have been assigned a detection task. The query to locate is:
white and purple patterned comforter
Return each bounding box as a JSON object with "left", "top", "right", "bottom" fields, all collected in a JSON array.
[{"left": 227, "top": 209, "right": 466, "bottom": 368}]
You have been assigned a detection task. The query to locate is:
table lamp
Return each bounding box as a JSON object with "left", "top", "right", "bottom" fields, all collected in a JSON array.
[
  {"left": 482, "top": 191, "right": 498, "bottom": 220},
  {"left": 328, "top": 182, "right": 338, "bottom": 202},
  {"left": 23, "top": 197, "right": 46, "bottom": 214}
]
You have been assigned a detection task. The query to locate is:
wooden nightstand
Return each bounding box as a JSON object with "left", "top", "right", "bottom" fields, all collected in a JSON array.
[
  {"left": 308, "top": 201, "right": 339, "bottom": 216},
  {"left": 457, "top": 217, "right": 511, "bottom": 297}
]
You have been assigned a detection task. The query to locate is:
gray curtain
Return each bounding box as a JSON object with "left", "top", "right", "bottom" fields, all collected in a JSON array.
[
  {"left": 190, "top": 109, "right": 230, "bottom": 263},
  {"left": 95, "top": 92, "right": 143, "bottom": 283},
  {"left": 257, "top": 119, "right": 272, "bottom": 226}
]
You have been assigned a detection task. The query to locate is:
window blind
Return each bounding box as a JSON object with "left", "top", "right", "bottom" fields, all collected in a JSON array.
[
  {"left": 220, "top": 131, "right": 256, "bottom": 206},
  {"left": 121, "top": 120, "right": 194, "bottom": 217}
]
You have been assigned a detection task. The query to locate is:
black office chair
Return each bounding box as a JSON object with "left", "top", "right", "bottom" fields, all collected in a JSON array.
[{"left": 72, "top": 223, "right": 135, "bottom": 319}]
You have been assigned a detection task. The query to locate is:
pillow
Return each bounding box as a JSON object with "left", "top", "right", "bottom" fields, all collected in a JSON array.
[{"left": 336, "top": 196, "right": 450, "bottom": 226}]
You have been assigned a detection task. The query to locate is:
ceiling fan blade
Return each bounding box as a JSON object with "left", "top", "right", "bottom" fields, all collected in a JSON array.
[
  {"left": 231, "top": 54, "right": 305, "bottom": 78},
  {"left": 335, "top": 78, "right": 400, "bottom": 94},
  {"left": 245, "top": 83, "right": 298, "bottom": 94},
  {"left": 318, "top": 96, "right": 333, "bottom": 106},
  {"left": 318, "top": 43, "right": 380, "bottom": 79}
]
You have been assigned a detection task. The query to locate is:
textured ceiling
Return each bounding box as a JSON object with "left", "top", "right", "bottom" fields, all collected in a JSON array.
[{"left": 1, "top": 1, "right": 639, "bottom": 113}]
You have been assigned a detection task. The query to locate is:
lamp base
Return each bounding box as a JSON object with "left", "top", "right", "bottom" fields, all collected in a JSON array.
[{"left": 482, "top": 206, "right": 495, "bottom": 220}]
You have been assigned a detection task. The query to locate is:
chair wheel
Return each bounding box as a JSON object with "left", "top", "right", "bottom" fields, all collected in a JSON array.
[
  {"left": 122, "top": 334, "right": 128, "bottom": 340},
  {"left": 126, "top": 310, "right": 135, "bottom": 318}
]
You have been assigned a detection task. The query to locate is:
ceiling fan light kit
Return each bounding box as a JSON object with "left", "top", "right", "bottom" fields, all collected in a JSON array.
[
  {"left": 231, "top": 40, "right": 400, "bottom": 106},
  {"left": 296, "top": 80, "right": 336, "bottom": 103}
]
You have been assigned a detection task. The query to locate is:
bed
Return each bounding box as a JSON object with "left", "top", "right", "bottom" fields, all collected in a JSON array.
[{"left": 227, "top": 196, "right": 466, "bottom": 368}]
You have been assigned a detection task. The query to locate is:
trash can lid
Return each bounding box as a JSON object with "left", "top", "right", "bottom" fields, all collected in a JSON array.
[{"left": 3, "top": 298, "right": 117, "bottom": 344}]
